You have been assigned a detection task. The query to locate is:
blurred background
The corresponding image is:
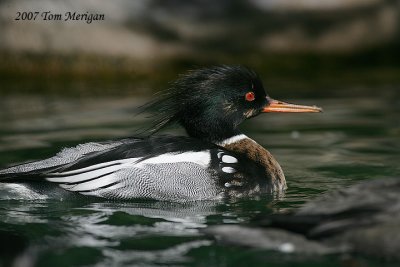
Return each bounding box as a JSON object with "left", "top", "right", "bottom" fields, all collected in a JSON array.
[
  {"left": 1, "top": 2, "right": 400, "bottom": 266},
  {"left": 1, "top": 0, "right": 400, "bottom": 97}
]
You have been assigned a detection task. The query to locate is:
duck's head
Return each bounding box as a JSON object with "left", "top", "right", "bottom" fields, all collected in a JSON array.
[{"left": 146, "top": 65, "right": 322, "bottom": 143}]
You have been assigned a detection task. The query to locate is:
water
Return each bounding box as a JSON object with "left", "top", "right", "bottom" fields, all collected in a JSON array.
[{"left": 0, "top": 92, "right": 399, "bottom": 267}]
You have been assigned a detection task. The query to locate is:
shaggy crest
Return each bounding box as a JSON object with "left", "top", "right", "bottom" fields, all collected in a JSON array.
[{"left": 138, "top": 65, "right": 263, "bottom": 141}]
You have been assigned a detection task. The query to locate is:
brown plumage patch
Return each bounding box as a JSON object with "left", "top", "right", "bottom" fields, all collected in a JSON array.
[{"left": 222, "top": 139, "right": 286, "bottom": 191}]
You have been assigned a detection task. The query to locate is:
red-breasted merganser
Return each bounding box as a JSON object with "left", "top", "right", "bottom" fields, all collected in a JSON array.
[{"left": 0, "top": 66, "right": 322, "bottom": 201}]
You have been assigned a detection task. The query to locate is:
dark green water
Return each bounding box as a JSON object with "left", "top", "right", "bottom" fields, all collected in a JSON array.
[{"left": 0, "top": 92, "right": 399, "bottom": 267}]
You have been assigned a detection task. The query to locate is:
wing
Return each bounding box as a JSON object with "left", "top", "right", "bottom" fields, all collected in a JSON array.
[
  {"left": 0, "top": 136, "right": 213, "bottom": 181},
  {"left": 0, "top": 140, "right": 129, "bottom": 180},
  {"left": 0, "top": 135, "right": 269, "bottom": 200}
]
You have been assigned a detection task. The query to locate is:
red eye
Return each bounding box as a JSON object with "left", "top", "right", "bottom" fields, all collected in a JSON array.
[{"left": 245, "top": 92, "right": 255, "bottom": 102}]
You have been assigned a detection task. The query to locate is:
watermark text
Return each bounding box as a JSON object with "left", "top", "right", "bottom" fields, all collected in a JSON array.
[{"left": 15, "top": 11, "right": 105, "bottom": 24}]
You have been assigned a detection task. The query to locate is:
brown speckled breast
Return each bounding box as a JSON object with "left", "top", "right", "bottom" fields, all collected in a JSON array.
[{"left": 221, "top": 138, "right": 286, "bottom": 191}]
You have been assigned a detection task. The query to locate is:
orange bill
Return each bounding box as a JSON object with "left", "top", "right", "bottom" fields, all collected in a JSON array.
[{"left": 262, "top": 98, "right": 322, "bottom": 113}]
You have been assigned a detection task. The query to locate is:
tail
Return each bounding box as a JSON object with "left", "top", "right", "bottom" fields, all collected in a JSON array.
[{"left": 0, "top": 165, "right": 61, "bottom": 183}]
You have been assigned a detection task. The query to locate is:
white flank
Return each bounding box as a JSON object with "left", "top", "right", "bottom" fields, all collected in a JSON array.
[
  {"left": 217, "top": 134, "right": 248, "bottom": 146},
  {"left": 79, "top": 182, "right": 125, "bottom": 196}
]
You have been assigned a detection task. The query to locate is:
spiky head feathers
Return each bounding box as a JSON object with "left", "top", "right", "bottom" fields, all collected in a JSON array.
[{"left": 144, "top": 65, "right": 268, "bottom": 143}]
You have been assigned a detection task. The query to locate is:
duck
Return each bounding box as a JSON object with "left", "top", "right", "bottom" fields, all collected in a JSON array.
[{"left": 0, "top": 65, "right": 321, "bottom": 201}]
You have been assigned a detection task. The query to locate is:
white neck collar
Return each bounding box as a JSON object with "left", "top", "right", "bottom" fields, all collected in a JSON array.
[{"left": 216, "top": 134, "right": 249, "bottom": 146}]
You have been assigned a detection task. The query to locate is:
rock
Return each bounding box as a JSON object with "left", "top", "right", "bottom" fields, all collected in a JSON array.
[{"left": 205, "top": 178, "right": 400, "bottom": 261}]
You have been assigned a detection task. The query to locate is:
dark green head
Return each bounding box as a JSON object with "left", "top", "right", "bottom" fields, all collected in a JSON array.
[{"left": 145, "top": 65, "right": 322, "bottom": 143}]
